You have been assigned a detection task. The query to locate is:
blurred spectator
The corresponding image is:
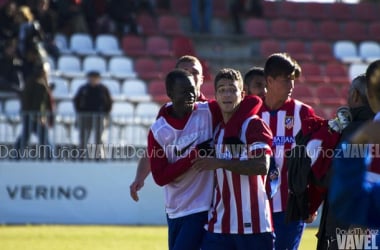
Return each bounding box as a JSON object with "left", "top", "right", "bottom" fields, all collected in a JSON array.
[
  {"left": 230, "top": 0, "right": 263, "bottom": 34},
  {"left": 191, "top": 0, "right": 212, "bottom": 33},
  {"left": 0, "top": 38, "right": 24, "bottom": 94},
  {"left": 14, "top": 63, "right": 55, "bottom": 160},
  {"left": 135, "top": 0, "right": 157, "bottom": 18},
  {"left": 81, "top": 0, "right": 108, "bottom": 35},
  {"left": 21, "top": 43, "right": 46, "bottom": 84},
  {"left": 0, "top": 1, "right": 19, "bottom": 41},
  {"left": 107, "top": 0, "right": 139, "bottom": 37},
  {"left": 16, "top": 5, "right": 48, "bottom": 60},
  {"left": 30, "top": 0, "right": 60, "bottom": 59},
  {"left": 53, "top": 0, "right": 88, "bottom": 36},
  {"left": 73, "top": 71, "right": 112, "bottom": 159}
]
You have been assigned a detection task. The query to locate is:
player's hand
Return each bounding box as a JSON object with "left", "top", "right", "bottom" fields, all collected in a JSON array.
[
  {"left": 129, "top": 179, "right": 144, "bottom": 202},
  {"left": 305, "top": 211, "right": 318, "bottom": 224}
]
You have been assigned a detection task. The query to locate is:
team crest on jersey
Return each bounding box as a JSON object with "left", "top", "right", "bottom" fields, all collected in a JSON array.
[{"left": 284, "top": 116, "right": 294, "bottom": 129}]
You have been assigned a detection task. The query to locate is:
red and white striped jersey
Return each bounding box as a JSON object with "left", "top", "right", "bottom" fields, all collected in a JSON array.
[
  {"left": 259, "top": 98, "right": 315, "bottom": 213},
  {"left": 205, "top": 115, "right": 274, "bottom": 234}
]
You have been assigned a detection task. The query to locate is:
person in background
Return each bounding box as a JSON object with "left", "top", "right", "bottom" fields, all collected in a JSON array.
[
  {"left": 243, "top": 66, "right": 266, "bottom": 99},
  {"left": 0, "top": 38, "right": 23, "bottom": 94},
  {"left": 0, "top": 1, "right": 19, "bottom": 41},
  {"left": 129, "top": 55, "right": 206, "bottom": 202},
  {"left": 73, "top": 71, "right": 112, "bottom": 159},
  {"left": 191, "top": 0, "right": 212, "bottom": 33},
  {"left": 230, "top": 0, "right": 263, "bottom": 34},
  {"left": 192, "top": 68, "right": 274, "bottom": 249},
  {"left": 329, "top": 60, "right": 380, "bottom": 228},
  {"left": 258, "top": 53, "right": 315, "bottom": 250},
  {"left": 316, "top": 74, "right": 374, "bottom": 250},
  {"left": 14, "top": 62, "right": 54, "bottom": 160}
]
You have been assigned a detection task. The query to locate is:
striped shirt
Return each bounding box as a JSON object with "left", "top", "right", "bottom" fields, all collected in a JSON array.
[
  {"left": 259, "top": 98, "right": 315, "bottom": 213},
  {"left": 206, "top": 115, "right": 274, "bottom": 234}
]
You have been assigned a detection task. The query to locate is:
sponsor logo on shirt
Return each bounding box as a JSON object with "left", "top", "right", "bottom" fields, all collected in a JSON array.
[
  {"left": 273, "top": 136, "right": 295, "bottom": 146},
  {"left": 284, "top": 116, "right": 294, "bottom": 129}
]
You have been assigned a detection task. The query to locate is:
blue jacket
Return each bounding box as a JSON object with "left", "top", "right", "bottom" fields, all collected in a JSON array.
[{"left": 329, "top": 142, "right": 380, "bottom": 228}]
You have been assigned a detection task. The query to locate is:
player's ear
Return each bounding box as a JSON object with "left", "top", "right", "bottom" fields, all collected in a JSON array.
[{"left": 241, "top": 90, "right": 246, "bottom": 99}]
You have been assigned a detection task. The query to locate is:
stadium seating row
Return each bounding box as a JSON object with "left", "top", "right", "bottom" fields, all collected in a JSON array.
[
  {"left": 245, "top": 18, "right": 380, "bottom": 42},
  {"left": 333, "top": 40, "right": 380, "bottom": 64}
]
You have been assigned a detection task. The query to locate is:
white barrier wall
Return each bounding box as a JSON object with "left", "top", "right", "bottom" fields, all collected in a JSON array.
[{"left": 0, "top": 161, "right": 166, "bottom": 225}]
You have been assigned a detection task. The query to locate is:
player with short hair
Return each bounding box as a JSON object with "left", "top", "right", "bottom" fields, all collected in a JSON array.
[
  {"left": 192, "top": 68, "right": 274, "bottom": 250},
  {"left": 129, "top": 55, "right": 207, "bottom": 202},
  {"left": 258, "top": 53, "right": 315, "bottom": 250},
  {"left": 244, "top": 66, "right": 266, "bottom": 99},
  {"left": 148, "top": 68, "right": 220, "bottom": 250}
]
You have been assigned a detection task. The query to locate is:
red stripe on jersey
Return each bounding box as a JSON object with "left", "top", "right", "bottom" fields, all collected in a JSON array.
[
  {"left": 249, "top": 176, "right": 260, "bottom": 233},
  {"left": 208, "top": 186, "right": 220, "bottom": 232},
  {"left": 281, "top": 100, "right": 295, "bottom": 209},
  {"left": 232, "top": 173, "right": 243, "bottom": 233},
  {"left": 221, "top": 169, "right": 231, "bottom": 234}
]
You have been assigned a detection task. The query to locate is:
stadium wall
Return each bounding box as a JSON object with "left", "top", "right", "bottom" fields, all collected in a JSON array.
[{"left": 0, "top": 161, "right": 166, "bottom": 225}]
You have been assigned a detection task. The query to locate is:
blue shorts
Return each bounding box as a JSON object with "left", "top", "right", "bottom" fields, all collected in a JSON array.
[
  {"left": 273, "top": 211, "right": 306, "bottom": 250},
  {"left": 167, "top": 211, "right": 208, "bottom": 250},
  {"left": 201, "top": 230, "right": 274, "bottom": 250}
]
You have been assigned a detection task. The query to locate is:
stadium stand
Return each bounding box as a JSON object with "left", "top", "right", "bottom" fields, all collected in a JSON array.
[{"left": 1, "top": 0, "right": 379, "bottom": 149}]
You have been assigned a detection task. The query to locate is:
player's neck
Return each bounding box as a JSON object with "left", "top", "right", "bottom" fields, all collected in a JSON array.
[{"left": 264, "top": 96, "right": 286, "bottom": 111}]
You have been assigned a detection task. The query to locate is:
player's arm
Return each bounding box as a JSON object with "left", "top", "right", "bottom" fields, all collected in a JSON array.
[
  {"left": 193, "top": 154, "right": 270, "bottom": 175},
  {"left": 148, "top": 131, "right": 197, "bottom": 186},
  {"left": 193, "top": 118, "right": 273, "bottom": 176},
  {"left": 129, "top": 153, "right": 151, "bottom": 202}
]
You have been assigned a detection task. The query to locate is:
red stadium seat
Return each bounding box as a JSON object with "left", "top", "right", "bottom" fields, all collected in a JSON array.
[
  {"left": 262, "top": 1, "right": 279, "bottom": 19},
  {"left": 200, "top": 81, "right": 214, "bottom": 98},
  {"left": 300, "top": 62, "right": 329, "bottom": 85},
  {"left": 148, "top": 79, "right": 170, "bottom": 104},
  {"left": 316, "top": 86, "right": 346, "bottom": 106},
  {"left": 324, "top": 63, "right": 350, "bottom": 86},
  {"left": 319, "top": 21, "right": 342, "bottom": 41},
  {"left": 159, "top": 58, "right": 177, "bottom": 74},
  {"left": 172, "top": 36, "right": 196, "bottom": 57},
  {"left": 146, "top": 36, "right": 173, "bottom": 57},
  {"left": 329, "top": 3, "right": 353, "bottom": 21},
  {"left": 134, "top": 57, "right": 162, "bottom": 80},
  {"left": 158, "top": 15, "right": 183, "bottom": 36},
  {"left": 284, "top": 40, "right": 313, "bottom": 62},
  {"left": 342, "top": 21, "right": 368, "bottom": 42},
  {"left": 304, "top": 2, "right": 329, "bottom": 21},
  {"left": 369, "top": 22, "right": 380, "bottom": 41},
  {"left": 310, "top": 41, "right": 336, "bottom": 62},
  {"left": 292, "top": 85, "right": 319, "bottom": 106},
  {"left": 354, "top": 3, "right": 378, "bottom": 22},
  {"left": 281, "top": 1, "right": 306, "bottom": 19},
  {"left": 122, "top": 35, "right": 146, "bottom": 57},
  {"left": 260, "top": 40, "right": 281, "bottom": 58},
  {"left": 293, "top": 20, "right": 320, "bottom": 40},
  {"left": 137, "top": 14, "right": 158, "bottom": 35},
  {"left": 270, "top": 19, "right": 293, "bottom": 39},
  {"left": 245, "top": 18, "right": 270, "bottom": 39}
]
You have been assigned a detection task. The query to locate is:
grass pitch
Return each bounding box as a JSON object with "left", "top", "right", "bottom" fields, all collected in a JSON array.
[{"left": 0, "top": 225, "right": 317, "bottom": 250}]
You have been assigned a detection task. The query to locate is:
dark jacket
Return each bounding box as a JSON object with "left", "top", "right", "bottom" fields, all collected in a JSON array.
[
  {"left": 73, "top": 83, "right": 112, "bottom": 113},
  {"left": 317, "top": 106, "right": 374, "bottom": 249}
]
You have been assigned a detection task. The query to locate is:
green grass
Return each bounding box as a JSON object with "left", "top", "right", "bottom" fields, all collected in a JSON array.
[{"left": 0, "top": 225, "right": 318, "bottom": 250}]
